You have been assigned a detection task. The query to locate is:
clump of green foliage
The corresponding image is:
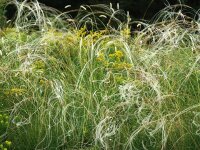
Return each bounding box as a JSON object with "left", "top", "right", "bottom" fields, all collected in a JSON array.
[
  {"left": 0, "top": 114, "right": 12, "bottom": 150},
  {"left": 0, "top": 0, "right": 11, "bottom": 28},
  {"left": 0, "top": 1, "right": 200, "bottom": 150}
]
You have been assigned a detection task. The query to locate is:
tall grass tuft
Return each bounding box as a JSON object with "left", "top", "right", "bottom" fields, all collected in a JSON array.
[{"left": 0, "top": 0, "right": 200, "bottom": 149}]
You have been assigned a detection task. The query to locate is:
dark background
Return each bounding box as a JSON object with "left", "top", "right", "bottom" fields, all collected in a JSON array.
[
  {"left": 36, "top": 0, "right": 200, "bottom": 19},
  {"left": 5, "top": 0, "right": 200, "bottom": 20}
]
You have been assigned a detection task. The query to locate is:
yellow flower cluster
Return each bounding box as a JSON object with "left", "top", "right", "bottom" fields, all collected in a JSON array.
[
  {"left": 109, "top": 50, "right": 124, "bottom": 60},
  {"left": 120, "top": 27, "right": 131, "bottom": 38},
  {"left": 88, "top": 30, "right": 108, "bottom": 42},
  {"left": 32, "top": 60, "right": 45, "bottom": 70},
  {"left": 96, "top": 49, "right": 133, "bottom": 70},
  {"left": 96, "top": 52, "right": 105, "bottom": 62},
  {"left": 112, "top": 62, "right": 132, "bottom": 69},
  {"left": 4, "top": 88, "right": 25, "bottom": 95},
  {"left": 76, "top": 26, "right": 87, "bottom": 37}
]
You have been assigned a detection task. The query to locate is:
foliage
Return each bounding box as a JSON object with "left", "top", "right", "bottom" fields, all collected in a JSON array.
[
  {"left": 0, "top": 114, "right": 12, "bottom": 150},
  {"left": 0, "top": 1, "right": 200, "bottom": 150},
  {"left": 0, "top": 0, "right": 13, "bottom": 28},
  {"left": 0, "top": 0, "right": 7, "bottom": 27}
]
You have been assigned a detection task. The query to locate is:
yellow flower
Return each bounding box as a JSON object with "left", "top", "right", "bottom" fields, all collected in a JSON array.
[
  {"left": 103, "top": 61, "right": 109, "bottom": 67},
  {"left": 112, "top": 62, "right": 132, "bottom": 69},
  {"left": 109, "top": 53, "right": 115, "bottom": 58},
  {"left": 33, "top": 60, "right": 45, "bottom": 70},
  {"left": 77, "top": 26, "right": 87, "bottom": 37},
  {"left": 109, "top": 50, "right": 124, "bottom": 60},
  {"left": 4, "top": 88, "right": 25, "bottom": 95},
  {"left": 10, "top": 88, "right": 25, "bottom": 95},
  {"left": 115, "top": 50, "right": 124, "bottom": 59},
  {"left": 96, "top": 52, "right": 104, "bottom": 62},
  {"left": 39, "top": 79, "right": 46, "bottom": 85},
  {"left": 121, "top": 27, "right": 131, "bottom": 36}
]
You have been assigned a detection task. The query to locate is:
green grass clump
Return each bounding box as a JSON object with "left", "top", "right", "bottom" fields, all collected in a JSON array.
[{"left": 0, "top": 1, "right": 200, "bottom": 149}]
